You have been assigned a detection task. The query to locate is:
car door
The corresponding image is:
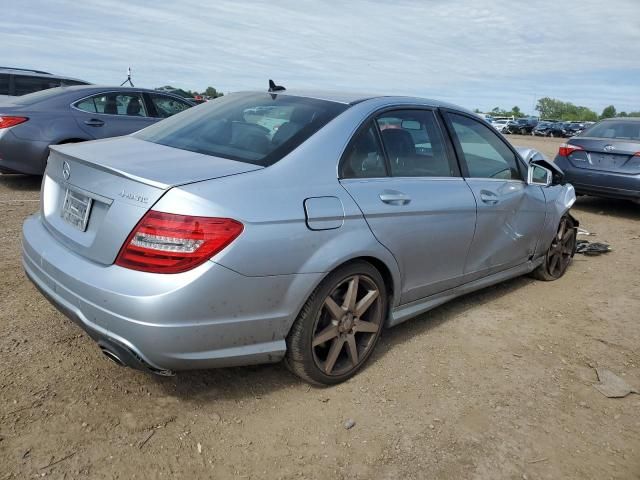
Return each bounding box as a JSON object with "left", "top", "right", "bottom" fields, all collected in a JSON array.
[
  {"left": 72, "top": 91, "right": 156, "bottom": 139},
  {"left": 442, "top": 110, "right": 547, "bottom": 281},
  {"left": 340, "top": 108, "right": 477, "bottom": 305}
]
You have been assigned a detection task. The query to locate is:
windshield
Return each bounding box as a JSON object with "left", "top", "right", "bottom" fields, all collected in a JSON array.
[
  {"left": 135, "top": 92, "right": 348, "bottom": 166},
  {"left": 581, "top": 120, "right": 640, "bottom": 140}
]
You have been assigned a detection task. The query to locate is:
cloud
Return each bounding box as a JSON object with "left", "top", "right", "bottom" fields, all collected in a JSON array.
[{"left": 3, "top": 0, "right": 639, "bottom": 113}]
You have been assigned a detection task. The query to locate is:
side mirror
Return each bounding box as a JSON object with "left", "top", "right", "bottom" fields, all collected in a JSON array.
[{"left": 527, "top": 164, "right": 552, "bottom": 186}]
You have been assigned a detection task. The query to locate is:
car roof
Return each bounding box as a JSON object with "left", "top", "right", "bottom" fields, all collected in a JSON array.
[
  {"left": 240, "top": 89, "right": 472, "bottom": 111},
  {"left": 600, "top": 117, "right": 640, "bottom": 122},
  {"left": 0, "top": 67, "right": 87, "bottom": 83}
]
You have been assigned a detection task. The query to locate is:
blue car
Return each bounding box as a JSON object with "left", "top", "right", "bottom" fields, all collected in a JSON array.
[{"left": 554, "top": 117, "right": 640, "bottom": 202}]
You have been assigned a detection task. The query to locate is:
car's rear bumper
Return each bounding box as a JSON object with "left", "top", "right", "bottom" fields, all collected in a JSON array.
[
  {"left": 555, "top": 156, "right": 640, "bottom": 200},
  {"left": 0, "top": 130, "right": 49, "bottom": 175},
  {"left": 22, "top": 213, "right": 322, "bottom": 373}
]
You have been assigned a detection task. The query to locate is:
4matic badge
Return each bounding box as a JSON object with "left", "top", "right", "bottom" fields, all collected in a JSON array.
[{"left": 119, "top": 189, "right": 149, "bottom": 204}]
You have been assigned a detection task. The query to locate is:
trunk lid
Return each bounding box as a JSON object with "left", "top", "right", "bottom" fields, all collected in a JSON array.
[
  {"left": 42, "top": 136, "right": 262, "bottom": 265},
  {"left": 567, "top": 137, "right": 640, "bottom": 174}
]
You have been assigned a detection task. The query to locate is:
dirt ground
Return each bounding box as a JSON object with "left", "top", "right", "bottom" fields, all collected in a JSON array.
[{"left": 1, "top": 135, "right": 639, "bottom": 479}]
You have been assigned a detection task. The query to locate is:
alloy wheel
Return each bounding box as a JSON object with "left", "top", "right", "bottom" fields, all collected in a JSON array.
[
  {"left": 546, "top": 218, "right": 575, "bottom": 277},
  {"left": 311, "top": 274, "right": 383, "bottom": 376}
]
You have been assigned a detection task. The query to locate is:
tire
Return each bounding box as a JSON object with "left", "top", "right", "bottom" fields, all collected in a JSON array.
[
  {"left": 531, "top": 215, "right": 577, "bottom": 281},
  {"left": 285, "top": 260, "right": 388, "bottom": 386}
]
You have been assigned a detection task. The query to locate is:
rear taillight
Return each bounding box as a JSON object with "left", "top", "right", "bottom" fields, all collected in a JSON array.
[
  {"left": 115, "top": 211, "right": 243, "bottom": 274},
  {"left": 558, "top": 143, "right": 584, "bottom": 157},
  {"left": 0, "top": 116, "right": 28, "bottom": 129}
]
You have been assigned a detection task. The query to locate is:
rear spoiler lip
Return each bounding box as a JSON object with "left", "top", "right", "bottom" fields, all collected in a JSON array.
[
  {"left": 49, "top": 145, "right": 171, "bottom": 190},
  {"left": 48, "top": 144, "right": 264, "bottom": 190}
]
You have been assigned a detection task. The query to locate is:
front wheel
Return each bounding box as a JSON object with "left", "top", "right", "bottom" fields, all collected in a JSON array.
[
  {"left": 285, "top": 261, "right": 387, "bottom": 385},
  {"left": 531, "top": 215, "right": 577, "bottom": 281}
]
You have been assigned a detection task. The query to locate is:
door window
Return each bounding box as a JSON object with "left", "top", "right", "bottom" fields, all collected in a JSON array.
[
  {"left": 376, "top": 110, "right": 454, "bottom": 177},
  {"left": 447, "top": 113, "right": 522, "bottom": 180},
  {"left": 149, "top": 94, "right": 192, "bottom": 118},
  {"left": 78, "top": 93, "right": 148, "bottom": 117},
  {"left": 340, "top": 123, "right": 387, "bottom": 178},
  {"left": 0, "top": 74, "right": 9, "bottom": 95}
]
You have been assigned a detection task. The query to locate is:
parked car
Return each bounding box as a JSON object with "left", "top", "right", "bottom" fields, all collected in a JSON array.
[
  {"left": 505, "top": 118, "right": 538, "bottom": 135},
  {"left": 22, "top": 88, "right": 578, "bottom": 385},
  {"left": 0, "top": 67, "right": 90, "bottom": 99},
  {"left": 554, "top": 117, "right": 640, "bottom": 202},
  {"left": 563, "top": 122, "right": 586, "bottom": 137},
  {"left": 491, "top": 119, "right": 511, "bottom": 132},
  {"left": 0, "top": 85, "right": 195, "bottom": 174},
  {"left": 532, "top": 121, "right": 564, "bottom": 137}
]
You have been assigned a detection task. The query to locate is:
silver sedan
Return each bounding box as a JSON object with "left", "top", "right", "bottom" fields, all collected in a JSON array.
[{"left": 22, "top": 86, "right": 578, "bottom": 385}]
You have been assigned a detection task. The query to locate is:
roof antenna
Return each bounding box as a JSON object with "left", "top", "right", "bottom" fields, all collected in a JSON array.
[
  {"left": 268, "top": 79, "right": 285, "bottom": 92},
  {"left": 120, "top": 67, "right": 134, "bottom": 87}
]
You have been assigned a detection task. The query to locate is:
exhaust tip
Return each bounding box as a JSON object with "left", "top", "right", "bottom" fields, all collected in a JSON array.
[{"left": 100, "top": 346, "right": 125, "bottom": 367}]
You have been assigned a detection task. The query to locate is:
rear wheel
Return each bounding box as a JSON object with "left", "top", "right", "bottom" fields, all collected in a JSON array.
[
  {"left": 286, "top": 261, "right": 387, "bottom": 385},
  {"left": 531, "top": 215, "right": 576, "bottom": 281}
]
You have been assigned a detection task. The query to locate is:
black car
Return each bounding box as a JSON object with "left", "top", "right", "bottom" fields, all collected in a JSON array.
[
  {"left": 505, "top": 118, "right": 538, "bottom": 134},
  {"left": 554, "top": 117, "right": 640, "bottom": 202},
  {"left": 0, "top": 67, "right": 90, "bottom": 98},
  {"left": 563, "top": 123, "right": 585, "bottom": 137},
  {"left": 532, "top": 121, "right": 567, "bottom": 137}
]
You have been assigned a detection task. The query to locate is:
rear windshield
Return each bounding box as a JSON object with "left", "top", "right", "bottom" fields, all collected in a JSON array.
[
  {"left": 582, "top": 120, "right": 640, "bottom": 140},
  {"left": 135, "top": 92, "right": 349, "bottom": 166}
]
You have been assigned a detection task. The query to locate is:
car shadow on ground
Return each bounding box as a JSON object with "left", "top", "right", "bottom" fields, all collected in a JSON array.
[
  {"left": 573, "top": 196, "right": 640, "bottom": 221},
  {"left": 0, "top": 174, "right": 42, "bottom": 191},
  {"left": 152, "top": 276, "right": 534, "bottom": 399}
]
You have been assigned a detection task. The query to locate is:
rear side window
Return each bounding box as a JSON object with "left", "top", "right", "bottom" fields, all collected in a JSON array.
[
  {"left": 376, "top": 110, "right": 454, "bottom": 177},
  {"left": 447, "top": 113, "right": 522, "bottom": 180},
  {"left": 77, "top": 93, "right": 148, "bottom": 116},
  {"left": 0, "top": 74, "right": 9, "bottom": 95},
  {"left": 582, "top": 121, "right": 640, "bottom": 140},
  {"left": 149, "top": 93, "right": 192, "bottom": 118},
  {"left": 14, "top": 75, "right": 60, "bottom": 96},
  {"left": 135, "top": 93, "right": 348, "bottom": 167},
  {"left": 340, "top": 123, "right": 387, "bottom": 178}
]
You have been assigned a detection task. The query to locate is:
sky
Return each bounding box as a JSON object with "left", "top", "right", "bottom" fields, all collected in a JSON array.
[{"left": 3, "top": 0, "right": 640, "bottom": 115}]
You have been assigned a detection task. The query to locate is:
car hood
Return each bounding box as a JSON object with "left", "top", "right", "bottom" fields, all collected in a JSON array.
[{"left": 49, "top": 136, "right": 264, "bottom": 189}]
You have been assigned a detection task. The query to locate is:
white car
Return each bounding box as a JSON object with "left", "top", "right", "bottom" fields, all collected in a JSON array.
[{"left": 491, "top": 119, "right": 510, "bottom": 132}]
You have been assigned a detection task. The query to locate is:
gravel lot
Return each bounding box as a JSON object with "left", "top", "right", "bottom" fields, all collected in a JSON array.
[{"left": 1, "top": 135, "right": 639, "bottom": 479}]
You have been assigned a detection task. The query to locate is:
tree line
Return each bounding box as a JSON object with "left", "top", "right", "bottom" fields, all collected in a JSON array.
[
  {"left": 478, "top": 98, "right": 640, "bottom": 122},
  {"left": 157, "top": 85, "right": 224, "bottom": 99}
]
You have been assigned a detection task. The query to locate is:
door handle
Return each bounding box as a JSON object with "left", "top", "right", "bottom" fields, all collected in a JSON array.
[
  {"left": 479, "top": 190, "right": 499, "bottom": 204},
  {"left": 84, "top": 119, "right": 104, "bottom": 127},
  {"left": 379, "top": 190, "right": 411, "bottom": 205}
]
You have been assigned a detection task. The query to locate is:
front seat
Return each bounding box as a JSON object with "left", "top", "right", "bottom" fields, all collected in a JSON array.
[
  {"left": 103, "top": 97, "right": 118, "bottom": 115},
  {"left": 380, "top": 129, "right": 415, "bottom": 173},
  {"left": 127, "top": 97, "right": 143, "bottom": 116}
]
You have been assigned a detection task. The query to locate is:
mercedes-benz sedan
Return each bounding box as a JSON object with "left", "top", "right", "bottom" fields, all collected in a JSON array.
[{"left": 23, "top": 88, "right": 578, "bottom": 385}]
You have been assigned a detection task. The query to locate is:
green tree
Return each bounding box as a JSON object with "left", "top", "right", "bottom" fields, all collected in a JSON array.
[
  {"left": 600, "top": 105, "right": 617, "bottom": 119},
  {"left": 204, "top": 86, "right": 224, "bottom": 98},
  {"left": 511, "top": 106, "right": 522, "bottom": 118},
  {"left": 535, "top": 97, "right": 598, "bottom": 121}
]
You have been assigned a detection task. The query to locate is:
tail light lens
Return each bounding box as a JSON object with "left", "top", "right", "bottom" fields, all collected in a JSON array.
[
  {"left": 558, "top": 143, "right": 584, "bottom": 157},
  {"left": 115, "top": 211, "right": 243, "bottom": 274},
  {"left": 0, "top": 116, "right": 28, "bottom": 129}
]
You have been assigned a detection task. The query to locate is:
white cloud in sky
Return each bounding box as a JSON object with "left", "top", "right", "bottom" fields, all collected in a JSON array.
[{"left": 3, "top": 0, "right": 640, "bottom": 113}]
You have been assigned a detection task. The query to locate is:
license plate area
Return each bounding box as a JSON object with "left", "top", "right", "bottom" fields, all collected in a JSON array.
[{"left": 61, "top": 188, "right": 93, "bottom": 231}]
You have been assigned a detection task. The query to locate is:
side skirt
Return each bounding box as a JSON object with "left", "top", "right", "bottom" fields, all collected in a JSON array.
[{"left": 387, "top": 257, "right": 544, "bottom": 328}]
